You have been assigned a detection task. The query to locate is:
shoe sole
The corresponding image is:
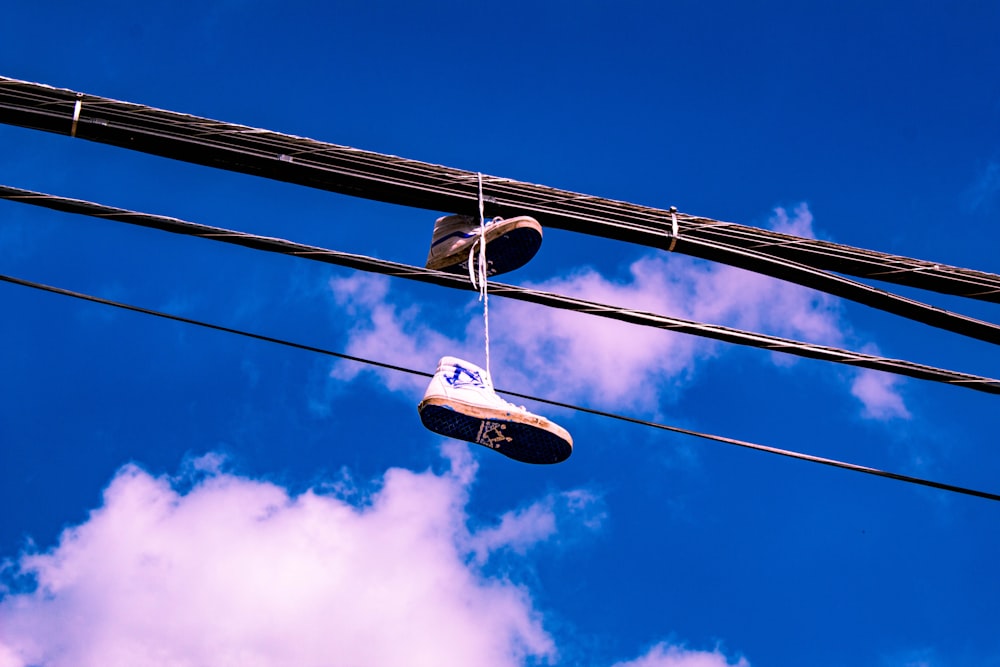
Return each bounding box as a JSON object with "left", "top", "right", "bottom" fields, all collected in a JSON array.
[
  {"left": 427, "top": 217, "right": 542, "bottom": 277},
  {"left": 418, "top": 397, "right": 572, "bottom": 464}
]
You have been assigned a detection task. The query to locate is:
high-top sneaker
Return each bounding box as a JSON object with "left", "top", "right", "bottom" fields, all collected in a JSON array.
[
  {"left": 425, "top": 214, "right": 542, "bottom": 277},
  {"left": 417, "top": 356, "right": 572, "bottom": 464}
]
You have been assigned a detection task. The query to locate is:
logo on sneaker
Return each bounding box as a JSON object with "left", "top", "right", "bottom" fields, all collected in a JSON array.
[
  {"left": 445, "top": 364, "right": 488, "bottom": 389},
  {"left": 476, "top": 421, "right": 512, "bottom": 449}
]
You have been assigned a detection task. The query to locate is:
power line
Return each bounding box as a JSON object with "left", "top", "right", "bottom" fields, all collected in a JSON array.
[
  {"left": 669, "top": 231, "right": 1000, "bottom": 345},
  {"left": 2, "top": 75, "right": 1000, "bottom": 318},
  {"left": 3, "top": 183, "right": 999, "bottom": 394},
  {"left": 3, "top": 269, "right": 997, "bottom": 503}
]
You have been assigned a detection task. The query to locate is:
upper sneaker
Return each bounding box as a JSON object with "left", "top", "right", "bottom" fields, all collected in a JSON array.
[
  {"left": 425, "top": 214, "right": 542, "bottom": 277},
  {"left": 417, "top": 356, "right": 573, "bottom": 464}
]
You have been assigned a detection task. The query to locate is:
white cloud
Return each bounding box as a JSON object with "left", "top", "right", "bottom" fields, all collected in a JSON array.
[
  {"left": 851, "top": 370, "right": 911, "bottom": 420},
  {"left": 611, "top": 643, "right": 749, "bottom": 667},
  {"left": 683, "top": 204, "right": 842, "bottom": 345},
  {"left": 326, "top": 205, "right": 907, "bottom": 420},
  {"left": 0, "top": 451, "right": 758, "bottom": 667},
  {"left": 0, "top": 644, "right": 20, "bottom": 667},
  {"left": 329, "top": 272, "right": 462, "bottom": 395},
  {"left": 847, "top": 343, "right": 911, "bottom": 420},
  {"left": 467, "top": 489, "right": 606, "bottom": 565},
  {"left": 0, "top": 446, "right": 610, "bottom": 667}
]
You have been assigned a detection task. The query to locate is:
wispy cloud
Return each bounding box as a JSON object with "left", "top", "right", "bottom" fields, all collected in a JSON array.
[
  {"left": 1, "top": 446, "right": 609, "bottom": 667},
  {"left": 488, "top": 208, "right": 843, "bottom": 411},
  {"left": 965, "top": 160, "right": 1000, "bottom": 212},
  {"left": 467, "top": 489, "right": 606, "bottom": 565},
  {"left": 326, "top": 205, "right": 908, "bottom": 420},
  {"left": 879, "top": 646, "right": 936, "bottom": 667},
  {"left": 848, "top": 343, "right": 910, "bottom": 421},
  {"left": 851, "top": 372, "right": 911, "bottom": 420},
  {"left": 611, "top": 642, "right": 749, "bottom": 667},
  {"left": 329, "top": 272, "right": 462, "bottom": 394}
]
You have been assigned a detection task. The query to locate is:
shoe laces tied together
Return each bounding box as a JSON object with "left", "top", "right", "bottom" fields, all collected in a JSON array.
[{"left": 471, "top": 172, "right": 492, "bottom": 382}]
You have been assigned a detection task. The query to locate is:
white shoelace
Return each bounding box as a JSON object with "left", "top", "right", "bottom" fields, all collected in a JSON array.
[{"left": 470, "top": 172, "right": 491, "bottom": 383}]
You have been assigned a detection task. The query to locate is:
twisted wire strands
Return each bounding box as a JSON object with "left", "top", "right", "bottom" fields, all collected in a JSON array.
[
  {"left": 1, "top": 75, "right": 999, "bottom": 308},
  {"left": 1, "top": 184, "right": 997, "bottom": 396}
]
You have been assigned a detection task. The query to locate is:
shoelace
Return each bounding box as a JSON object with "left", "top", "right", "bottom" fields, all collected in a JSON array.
[{"left": 470, "top": 173, "right": 491, "bottom": 382}]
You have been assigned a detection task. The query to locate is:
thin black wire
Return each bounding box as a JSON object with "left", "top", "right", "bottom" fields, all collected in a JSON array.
[
  {"left": 2, "top": 270, "right": 998, "bottom": 503},
  {"left": 3, "top": 184, "right": 999, "bottom": 395}
]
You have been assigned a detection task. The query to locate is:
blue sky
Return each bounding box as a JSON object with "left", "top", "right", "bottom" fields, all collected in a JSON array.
[{"left": 1, "top": 2, "right": 999, "bottom": 666}]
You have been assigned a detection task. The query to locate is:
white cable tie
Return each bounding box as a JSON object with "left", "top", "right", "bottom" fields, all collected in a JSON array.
[
  {"left": 668, "top": 206, "right": 679, "bottom": 252},
  {"left": 70, "top": 97, "right": 82, "bottom": 138}
]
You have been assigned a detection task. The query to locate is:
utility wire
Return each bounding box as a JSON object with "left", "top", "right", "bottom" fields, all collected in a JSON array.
[
  {"left": 2, "top": 270, "right": 997, "bottom": 503},
  {"left": 662, "top": 232, "right": 1000, "bottom": 346},
  {"left": 3, "top": 184, "right": 999, "bottom": 395},
  {"left": 2, "top": 75, "right": 999, "bottom": 308}
]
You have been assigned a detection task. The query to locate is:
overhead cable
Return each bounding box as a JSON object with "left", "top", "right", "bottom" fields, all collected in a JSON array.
[
  {"left": 2, "top": 270, "right": 997, "bottom": 504},
  {"left": 1, "top": 75, "right": 999, "bottom": 310},
  {"left": 3, "top": 184, "right": 999, "bottom": 395},
  {"left": 670, "top": 232, "right": 1000, "bottom": 345}
]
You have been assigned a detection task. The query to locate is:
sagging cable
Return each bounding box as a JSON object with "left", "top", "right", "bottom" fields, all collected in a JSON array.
[{"left": 2, "top": 270, "right": 998, "bottom": 503}]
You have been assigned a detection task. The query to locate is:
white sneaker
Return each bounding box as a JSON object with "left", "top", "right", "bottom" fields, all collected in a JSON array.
[
  {"left": 425, "top": 214, "right": 542, "bottom": 277},
  {"left": 417, "top": 356, "right": 573, "bottom": 464}
]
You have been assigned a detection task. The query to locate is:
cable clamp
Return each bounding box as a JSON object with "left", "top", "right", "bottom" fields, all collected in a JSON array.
[
  {"left": 667, "top": 206, "right": 679, "bottom": 252},
  {"left": 70, "top": 94, "right": 83, "bottom": 138}
]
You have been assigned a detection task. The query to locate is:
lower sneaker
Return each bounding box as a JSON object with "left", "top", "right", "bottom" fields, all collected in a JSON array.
[
  {"left": 417, "top": 356, "right": 573, "bottom": 464},
  {"left": 425, "top": 214, "right": 542, "bottom": 277}
]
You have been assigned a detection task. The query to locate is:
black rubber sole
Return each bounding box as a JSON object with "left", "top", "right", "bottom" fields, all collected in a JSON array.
[
  {"left": 418, "top": 403, "right": 572, "bottom": 465},
  {"left": 441, "top": 226, "right": 542, "bottom": 277}
]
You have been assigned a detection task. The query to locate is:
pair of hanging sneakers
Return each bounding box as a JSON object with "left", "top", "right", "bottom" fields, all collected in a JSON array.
[{"left": 417, "top": 214, "right": 573, "bottom": 464}]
